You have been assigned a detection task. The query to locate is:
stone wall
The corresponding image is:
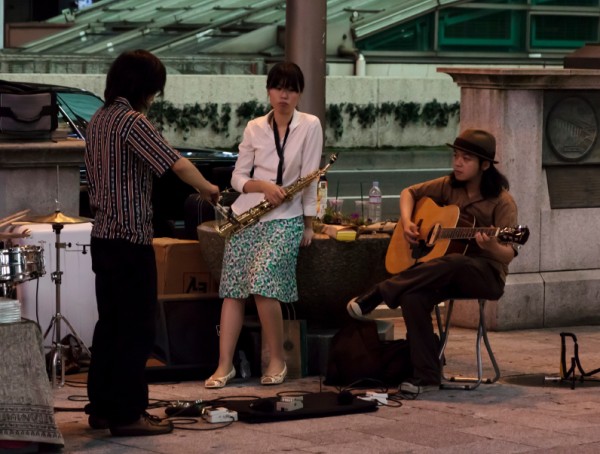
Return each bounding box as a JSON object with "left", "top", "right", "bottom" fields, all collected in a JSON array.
[{"left": 0, "top": 72, "right": 460, "bottom": 149}]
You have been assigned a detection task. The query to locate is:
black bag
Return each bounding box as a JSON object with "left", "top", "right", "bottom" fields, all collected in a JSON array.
[
  {"left": 0, "top": 91, "right": 58, "bottom": 136},
  {"left": 325, "top": 320, "right": 413, "bottom": 386}
]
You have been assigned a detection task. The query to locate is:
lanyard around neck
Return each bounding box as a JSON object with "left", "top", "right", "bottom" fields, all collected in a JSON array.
[{"left": 272, "top": 116, "right": 292, "bottom": 186}]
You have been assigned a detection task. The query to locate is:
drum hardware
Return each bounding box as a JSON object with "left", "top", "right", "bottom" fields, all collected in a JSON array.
[
  {"left": 0, "top": 282, "right": 17, "bottom": 299},
  {"left": 0, "top": 244, "right": 45, "bottom": 284},
  {"left": 42, "top": 221, "right": 92, "bottom": 388},
  {"left": 75, "top": 243, "right": 90, "bottom": 255}
]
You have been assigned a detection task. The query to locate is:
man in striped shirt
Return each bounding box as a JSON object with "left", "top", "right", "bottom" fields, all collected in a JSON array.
[{"left": 84, "top": 49, "right": 219, "bottom": 437}]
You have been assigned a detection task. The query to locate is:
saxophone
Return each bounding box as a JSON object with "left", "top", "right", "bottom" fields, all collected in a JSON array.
[{"left": 215, "top": 153, "right": 338, "bottom": 238}]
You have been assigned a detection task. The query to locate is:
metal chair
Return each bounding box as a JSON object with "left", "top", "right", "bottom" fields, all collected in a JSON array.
[{"left": 434, "top": 298, "right": 501, "bottom": 390}]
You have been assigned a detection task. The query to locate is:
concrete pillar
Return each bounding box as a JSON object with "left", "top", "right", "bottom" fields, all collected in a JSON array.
[
  {"left": 285, "top": 0, "right": 326, "bottom": 138},
  {"left": 438, "top": 67, "right": 600, "bottom": 330}
]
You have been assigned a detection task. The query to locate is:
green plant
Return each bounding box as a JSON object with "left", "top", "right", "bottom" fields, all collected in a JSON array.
[
  {"left": 356, "top": 103, "right": 378, "bottom": 129},
  {"left": 148, "top": 98, "right": 460, "bottom": 143},
  {"left": 421, "top": 100, "right": 460, "bottom": 128},
  {"left": 148, "top": 100, "right": 234, "bottom": 140},
  {"left": 321, "top": 204, "right": 369, "bottom": 226},
  {"left": 393, "top": 101, "right": 421, "bottom": 128},
  {"left": 326, "top": 103, "right": 345, "bottom": 141},
  {"left": 235, "top": 100, "right": 269, "bottom": 125}
]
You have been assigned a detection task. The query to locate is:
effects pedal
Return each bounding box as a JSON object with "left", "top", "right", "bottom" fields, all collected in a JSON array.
[
  {"left": 275, "top": 396, "right": 304, "bottom": 412},
  {"left": 358, "top": 391, "right": 388, "bottom": 405},
  {"left": 204, "top": 407, "right": 238, "bottom": 423}
]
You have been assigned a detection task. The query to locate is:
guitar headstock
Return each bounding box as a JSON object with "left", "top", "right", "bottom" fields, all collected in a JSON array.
[{"left": 498, "top": 225, "right": 530, "bottom": 245}]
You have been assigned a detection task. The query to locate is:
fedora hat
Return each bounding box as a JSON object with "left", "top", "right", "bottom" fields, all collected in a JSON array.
[{"left": 446, "top": 129, "right": 498, "bottom": 164}]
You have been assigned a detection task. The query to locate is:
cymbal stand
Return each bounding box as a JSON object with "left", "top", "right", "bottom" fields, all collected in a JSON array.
[{"left": 43, "top": 222, "right": 91, "bottom": 388}]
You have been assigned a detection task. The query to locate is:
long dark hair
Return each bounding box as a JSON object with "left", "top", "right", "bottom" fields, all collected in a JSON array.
[
  {"left": 104, "top": 49, "right": 166, "bottom": 112},
  {"left": 450, "top": 160, "right": 510, "bottom": 198},
  {"left": 266, "top": 61, "right": 304, "bottom": 93}
]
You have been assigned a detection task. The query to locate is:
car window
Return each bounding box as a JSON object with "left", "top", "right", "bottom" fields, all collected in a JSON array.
[{"left": 56, "top": 91, "right": 103, "bottom": 139}]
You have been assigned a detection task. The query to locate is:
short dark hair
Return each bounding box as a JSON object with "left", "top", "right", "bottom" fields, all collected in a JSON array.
[
  {"left": 266, "top": 61, "right": 304, "bottom": 93},
  {"left": 104, "top": 49, "right": 166, "bottom": 111}
]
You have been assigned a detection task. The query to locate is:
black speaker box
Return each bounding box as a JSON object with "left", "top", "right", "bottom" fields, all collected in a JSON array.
[{"left": 148, "top": 293, "right": 222, "bottom": 382}]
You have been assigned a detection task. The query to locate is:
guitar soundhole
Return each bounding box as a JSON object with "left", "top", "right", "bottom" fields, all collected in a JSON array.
[{"left": 411, "top": 240, "right": 433, "bottom": 260}]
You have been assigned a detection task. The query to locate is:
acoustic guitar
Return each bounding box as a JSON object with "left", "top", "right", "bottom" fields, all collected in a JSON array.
[{"left": 385, "top": 197, "right": 529, "bottom": 274}]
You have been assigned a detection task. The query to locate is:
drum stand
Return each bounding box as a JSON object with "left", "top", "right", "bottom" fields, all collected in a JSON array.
[{"left": 43, "top": 222, "right": 91, "bottom": 388}]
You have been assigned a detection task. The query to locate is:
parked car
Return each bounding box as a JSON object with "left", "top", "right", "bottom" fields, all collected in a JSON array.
[{"left": 0, "top": 80, "right": 238, "bottom": 238}]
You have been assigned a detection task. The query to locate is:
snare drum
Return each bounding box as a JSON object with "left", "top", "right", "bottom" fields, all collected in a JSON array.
[{"left": 0, "top": 245, "right": 45, "bottom": 283}]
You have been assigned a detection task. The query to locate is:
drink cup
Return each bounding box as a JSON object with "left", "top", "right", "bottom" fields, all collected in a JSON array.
[{"left": 327, "top": 198, "right": 344, "bottom": 214}]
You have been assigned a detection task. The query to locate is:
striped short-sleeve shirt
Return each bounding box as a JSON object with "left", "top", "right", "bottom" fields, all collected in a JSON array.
[{"left": 85, "top": 97, "right": 180, "bottom": 245}]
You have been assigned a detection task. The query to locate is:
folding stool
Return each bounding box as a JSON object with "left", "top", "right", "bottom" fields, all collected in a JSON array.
[{"left": 434, "top": 298, "right": 501, "bottom": 390}]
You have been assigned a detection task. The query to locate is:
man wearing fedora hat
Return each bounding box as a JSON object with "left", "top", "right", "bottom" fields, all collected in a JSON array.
[{"left": 347, "top": 128, "right": 519, "bottom": 394}]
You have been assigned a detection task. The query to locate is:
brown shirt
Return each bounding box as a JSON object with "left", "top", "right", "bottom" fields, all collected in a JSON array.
[{"left": 407, "top": 175, "right": 519, "bottom": 277}]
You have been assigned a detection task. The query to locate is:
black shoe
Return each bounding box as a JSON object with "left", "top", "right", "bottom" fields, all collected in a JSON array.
[
  {"left": 110, "top": 413, "right": 173, "bottom": 437},
  {"left": 346, "top": 287, "right": 382, "bottom": 320},
  {"left": 88, "top": 414, "right": 109, "bottom": 430}
]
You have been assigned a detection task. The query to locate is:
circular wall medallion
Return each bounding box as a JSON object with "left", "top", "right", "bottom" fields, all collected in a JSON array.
[{"left": 546, "top": 96, "right": 597, "bottom": 162}]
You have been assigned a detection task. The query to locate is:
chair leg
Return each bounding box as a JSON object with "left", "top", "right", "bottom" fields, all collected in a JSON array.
[{"left": 437, "top": 299, "right": 500, "bottom": 390}]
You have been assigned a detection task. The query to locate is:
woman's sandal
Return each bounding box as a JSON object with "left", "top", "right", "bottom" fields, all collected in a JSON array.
[
  {"left": 260, "top": 363, "right": 287, "bottom": 385},
  {"left": 204, "top": 367, "right": 236, "bottom": 389}
]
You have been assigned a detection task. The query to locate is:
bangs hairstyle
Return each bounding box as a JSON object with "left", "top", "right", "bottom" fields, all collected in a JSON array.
[
  {"left": 104, "top": 49, "right": 166, "bottom": 112},
  {"left": 266, "top": 62, "right": 304, "bottom": 93},
  {"left": 450, "top": 161, "right": 510, "bottom": 198}
]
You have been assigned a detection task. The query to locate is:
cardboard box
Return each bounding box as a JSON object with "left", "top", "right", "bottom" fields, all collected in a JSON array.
[{"left": 153, "top": 237, "right": 217, "bottom": 295}]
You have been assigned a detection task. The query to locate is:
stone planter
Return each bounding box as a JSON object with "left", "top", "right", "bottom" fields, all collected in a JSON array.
[{"left": 197, "top": 221, "right": 391, "bottom": 329}]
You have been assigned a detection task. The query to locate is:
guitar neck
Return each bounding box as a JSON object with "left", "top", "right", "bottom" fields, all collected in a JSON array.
[{"left": 439, "top": 226, "right": 498, "bottom": 241}]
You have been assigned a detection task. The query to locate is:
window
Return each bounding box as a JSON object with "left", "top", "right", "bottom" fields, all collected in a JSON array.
[
  {"left": 438, "top": 8, "right": 525, "bottom": 52},
  {"left": 531, "top": 15, "right": 598, "bottom": 49},
  {"left": 357, "top": 15, "right": 434, "bottom": 52}
]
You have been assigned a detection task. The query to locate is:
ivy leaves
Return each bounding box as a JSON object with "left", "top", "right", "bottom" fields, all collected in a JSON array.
[
  {"left": 148, "top": 100, "right": 231, "bottom": 139},
  {"left": 148, "top": 99, "right": 459, "bottom": 142},
  {"left": 326, "top": 100, "right": 460, "bottom": 140}
]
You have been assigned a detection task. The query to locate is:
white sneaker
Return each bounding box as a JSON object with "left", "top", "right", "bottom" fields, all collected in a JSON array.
[
  {"left": 400, "top": 380, "right": 440, "bottom": 394},
  {"left": 346, "top": 297, "right": 370, "bottom": 321}
]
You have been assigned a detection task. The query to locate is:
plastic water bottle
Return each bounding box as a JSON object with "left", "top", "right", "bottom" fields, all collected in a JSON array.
[
  {"left": 368, "top": 181, "right": 382, "bottom": 222},
  {"left": 316, "top": 174, "right": 328, "bottom": 220}
]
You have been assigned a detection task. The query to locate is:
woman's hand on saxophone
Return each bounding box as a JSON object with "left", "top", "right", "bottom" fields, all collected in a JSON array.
[{"left": 248, "top": 180, "right": 286, "bottom": 206}]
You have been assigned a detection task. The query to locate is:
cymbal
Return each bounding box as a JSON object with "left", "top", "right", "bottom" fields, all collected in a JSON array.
[{"left": 21, "top": 210, "right": 92, "bottom": 225}]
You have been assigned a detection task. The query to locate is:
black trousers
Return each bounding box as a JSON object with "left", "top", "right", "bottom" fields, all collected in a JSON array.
[
  {"left": 378, "top": 254, "right": 505, "bottom": 385},
  {"left": 86, "top": 237, "right": 157, "bottom": 425}
]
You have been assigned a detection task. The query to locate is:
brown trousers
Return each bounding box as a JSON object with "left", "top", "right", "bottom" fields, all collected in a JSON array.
[{"left": 378, "top": 254, "right": 505, "bottom": 384}]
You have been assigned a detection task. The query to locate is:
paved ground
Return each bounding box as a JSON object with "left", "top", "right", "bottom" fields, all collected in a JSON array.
[{"left": 38, "top": 320, "right": 600, "bottom": 453}]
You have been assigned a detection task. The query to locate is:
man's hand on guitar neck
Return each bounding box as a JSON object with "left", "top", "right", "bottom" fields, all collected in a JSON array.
[{"left": 475, "top": 227, "right": 516, "bottom": 263}]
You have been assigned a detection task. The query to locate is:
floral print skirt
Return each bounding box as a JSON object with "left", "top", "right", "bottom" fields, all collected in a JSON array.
[{"left": 219, "top": 216, "right": 304, "bottom": 303}]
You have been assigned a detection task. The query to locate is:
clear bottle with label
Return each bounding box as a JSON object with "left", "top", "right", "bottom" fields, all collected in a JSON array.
[
  {"left": 368, "top": 181, "right": 382, "bottom": 222},
  {"left": 316, "top": 174, "right": 328, "bottom": 220}
]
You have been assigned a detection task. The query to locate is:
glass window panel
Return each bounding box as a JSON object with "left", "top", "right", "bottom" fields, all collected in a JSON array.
[
  {"left": 356, "top": 15, "right": 434, "bottom": 52},
  {"left": 438, "top": 8, "right": 525, "bottom": 52},
  {"left": 532, "top": 0, "right": 598, "bottom": 6},
  {"left": 472, "top": 0, "right": 526, "bottom": 4},
  {"left": 531, "top": 15, "right": 598, "bottom": 48}
]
